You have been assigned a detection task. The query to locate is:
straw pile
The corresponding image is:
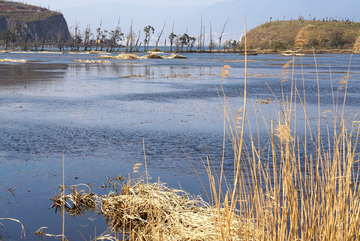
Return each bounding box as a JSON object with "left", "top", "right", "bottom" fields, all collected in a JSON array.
[
  {"left": 164, "top": 54, "right": 186, "bottom": 59},
  {"left": 99, "top": 53, "right": 139, "bottom": 60},
  {"left": 73, "top": 59, "right": 110, "bottom": 63},
  {"left": 0, "top": 58, "right": 27, "bottom": 62},
  {"left": 139, "top": 53, "right": 163, "bottom": 59},
  {"left": 50, "top": 179, "right": 259, "bottom": 240}
]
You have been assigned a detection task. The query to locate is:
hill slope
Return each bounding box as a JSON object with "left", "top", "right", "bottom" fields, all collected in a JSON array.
[
  {"left": 239, "top": 20, "right": 360, "bottom": 51},
  {"left": 0, "top": 0, "right": 69, "bottom": 41}
]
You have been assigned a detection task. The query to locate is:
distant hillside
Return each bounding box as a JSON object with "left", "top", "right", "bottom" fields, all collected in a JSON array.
[
  {"left": 239, "top": 20, "right": 360, "bottom": 51},
  {"left": 0, "top": 0, "right": 69, "bottom": 42}
]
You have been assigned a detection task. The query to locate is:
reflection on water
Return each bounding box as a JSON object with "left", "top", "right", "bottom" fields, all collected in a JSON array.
[{"left": 0, "top": 52, "right": 360, "bottom": 240}]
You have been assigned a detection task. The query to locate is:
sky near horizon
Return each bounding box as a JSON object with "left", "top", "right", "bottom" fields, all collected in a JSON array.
[{"left": 22, "top": 0, "right": 232, "bottom": 9}]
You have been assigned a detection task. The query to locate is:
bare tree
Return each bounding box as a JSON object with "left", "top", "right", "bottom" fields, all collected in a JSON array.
[
  {"left": 74, "top": 23, "right": 82, "bottom": 51},
  {"left": 128, "top": 19, "right": 133, "bottom": 52},
  {"left": 57, "top": 30, "right": 65, "bottom": 51},
  {"left": 209, "top": 22, "right": 214, "bottom": 53},
  {"left": 40, "top": 22, "right": 48, "bottom": 51},
  {"left": 198, "top": 16, "right": 202, "bottom": 51},
  {"left": 155, "top": 21, "right": 166, "bottom": 51},
  {"left": 95, "top": 19, "right": 103, "bottom": 51},
  {"left": 218, "top": 18, "right": 229, "bottom": 51},
  {"left": 83, "top": 24, "right": 92, "bottom": 51},
  {"left": 134, "top": 30, "right": 141, "bottom": 52},
  {"left": 202, "top": 26, "right": 205, "bottom": 51}
]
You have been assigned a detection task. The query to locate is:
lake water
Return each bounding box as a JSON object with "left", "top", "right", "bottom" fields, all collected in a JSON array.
[{"left": 0, "top": 51, "right": 360, "bottom": 240}]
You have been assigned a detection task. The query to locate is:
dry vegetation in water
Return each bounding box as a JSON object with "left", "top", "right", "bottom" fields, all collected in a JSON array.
[
  {"left": 0, "top": 58, "right": 27, "bottom": 62},
  {"left": 50, "top": 178, "right": 259, "bottom": 240},
  {"left": 73, "top": 59, "right": 110, "bottom": 64},
  {"left": 98, "top": 53, "right": 186, "bottom": 60}
]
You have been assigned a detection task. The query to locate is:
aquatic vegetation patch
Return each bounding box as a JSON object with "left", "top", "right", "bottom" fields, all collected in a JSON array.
[
  {"left": 50, "top": 178, "right": 260, "bottom": 240},
  {"left": 0, "top": 58, "right": 27, "bottom": 62},
  {"left": 73, "top": 59, "right": 110, "bottom": 64}
]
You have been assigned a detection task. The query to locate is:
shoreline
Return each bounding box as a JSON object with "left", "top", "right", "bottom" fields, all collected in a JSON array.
[{"left": 0, "top": 47, "right": 357, "bottom": 55}]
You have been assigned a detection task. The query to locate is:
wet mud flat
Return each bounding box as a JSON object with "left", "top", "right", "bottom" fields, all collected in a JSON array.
[{"left": 0, "top": 52, "right": 360, "bottom": 240}]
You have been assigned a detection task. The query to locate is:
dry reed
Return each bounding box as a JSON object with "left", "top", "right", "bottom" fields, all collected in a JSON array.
[
  {"left": 73, "top": 59, "right": 110, "bottom": 63},
  {"left": 0, "top": 58, "right": 27, "bottom": 62},
  {"left": 50, "top": 178, "right": 260, "bottom": 240},
  {"left": 99, "top": 53, "right": 139, "bottom": 60}
]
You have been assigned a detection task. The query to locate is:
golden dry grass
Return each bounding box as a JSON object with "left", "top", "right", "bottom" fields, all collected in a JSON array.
[
  {"left": 50, "top": 179, "right": 260, "bottom": 240},
  {"left": 73, "top": 59, "right": 110, "bottom": 63},
  {"left": 99, "top": 53, "right": 139, "bottom": 60},
  {"left": 0, "top": 58, "right": 27, "bottom": 62}
]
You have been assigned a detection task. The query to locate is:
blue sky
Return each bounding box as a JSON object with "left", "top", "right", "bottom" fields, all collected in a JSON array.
[
  {"left": 23, "top": 0, "right": 232, "bottom": 9},
  {"left": 20, "top": 0, "right": 360, "bottom": 44}
]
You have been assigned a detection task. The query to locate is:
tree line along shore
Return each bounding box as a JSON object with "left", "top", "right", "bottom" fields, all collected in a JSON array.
[{"left": 1, "top": 0, "right": 360, "bottom": 54}]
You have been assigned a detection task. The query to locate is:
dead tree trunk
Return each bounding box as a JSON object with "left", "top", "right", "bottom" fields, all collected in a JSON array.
[
  {"left": 218, "top": 18, "right": 229, "bottom": 51},
  {"left": 155, "top": 21, "right": 166, "bottom": 50}
]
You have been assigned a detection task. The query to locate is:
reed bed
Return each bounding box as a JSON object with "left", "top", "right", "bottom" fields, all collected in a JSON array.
[{"left": 212, "top": 48, "right": 360, "bottom": 240}]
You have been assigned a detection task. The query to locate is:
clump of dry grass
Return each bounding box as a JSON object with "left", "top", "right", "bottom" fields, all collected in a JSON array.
[
  {"left": 139, "top": 53, "right": 187, "bottom": 59},
  {"left": 73, "top": 59, "right": 110, "bottom": 63},
  {"left": 50, "top": 178, "right": 261, "bottom": 240},
  {"left": 160, "top": 73, "right": 193, "bottom": 79},
  {"left": 99, "top": 53, "right": 139, "bottom": 60},
  {"left": 139, "top": 53, "right": 163, "bottom": 59},
  {"left": 119, "top": 75, "right": 145, "bottom": 78},
  {"left": 164, "top": 54, "right": 186, "bottom": 59},
  {"left": 0, "top": 58, "right": 27, "bottom": 62}
]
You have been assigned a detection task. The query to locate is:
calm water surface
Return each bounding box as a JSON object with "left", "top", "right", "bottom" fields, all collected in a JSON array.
[{"left": 0, "top": 51, "right": 360, "bottom": 240}]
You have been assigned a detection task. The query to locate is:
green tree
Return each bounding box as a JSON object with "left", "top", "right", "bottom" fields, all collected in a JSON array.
[
  {"left": 22, "top": 33, "right": 31, "bottom": 50},
  {"left": 143, "top": 25, "right": 154, "bottom": 52},
  {"left": 330, "top": 29, "right": 345, "bottom": 48},
  {"left": 270, "top": 41, "right": 285, "bottom": 51},
  {"left": 2, "top": 30, "right": 11, "bottom": 50},
  {"left": 189, "top": 36, "right": 196, "bottom": 51},
  {"left": 109, "top": 26, "right": 124, "bottom": 51},
  {"left": 179, "top": 33, "right": 189, "bottom": 51},
  {"left": 10, "top": 25, "right": 21, "bottom": 50},
  {"left": 169, "top": 32, "right": 176, "bottom": 52}
]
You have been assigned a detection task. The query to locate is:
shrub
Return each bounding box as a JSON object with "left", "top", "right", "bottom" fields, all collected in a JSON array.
[{"left": 270, "top": 40, "right": 286, "bottom": 51}]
